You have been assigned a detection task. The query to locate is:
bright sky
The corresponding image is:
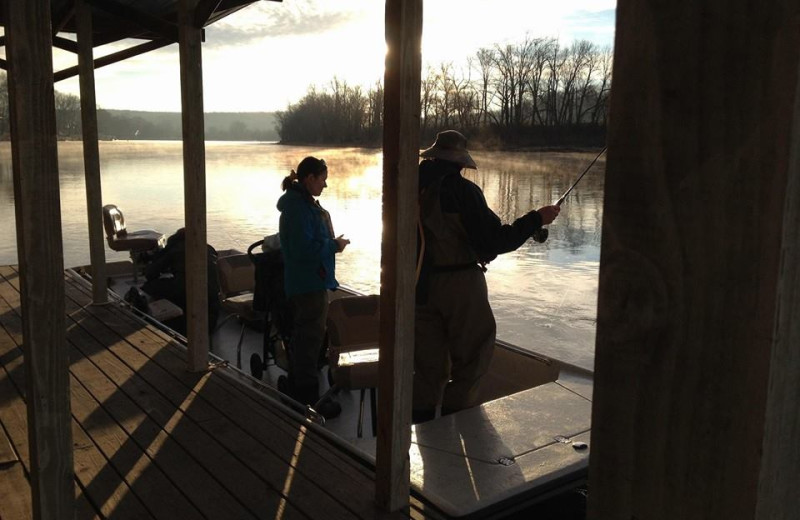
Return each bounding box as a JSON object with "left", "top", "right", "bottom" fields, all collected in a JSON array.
[{"left": 48, "top": 0, "right": 616, "bottom": 113}]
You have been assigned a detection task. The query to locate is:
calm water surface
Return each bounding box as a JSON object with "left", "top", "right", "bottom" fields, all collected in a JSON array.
[{"left": 0, "top": 141, "right": 604, "bottom": 371}]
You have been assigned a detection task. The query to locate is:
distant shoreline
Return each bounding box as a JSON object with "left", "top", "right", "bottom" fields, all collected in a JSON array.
[
  {"left": 275, "top": 140, "right": 606, "bottom": 154},
  {"left": 16, "top": 138, "right": 606, "bottom": 154}
]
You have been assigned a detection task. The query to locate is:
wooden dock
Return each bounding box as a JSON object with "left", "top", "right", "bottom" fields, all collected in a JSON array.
[{"left": 0, "top": 265, "right": 435, "bottom": 520}]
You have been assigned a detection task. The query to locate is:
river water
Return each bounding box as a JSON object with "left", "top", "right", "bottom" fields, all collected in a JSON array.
[{"left": 0, "top": 141, "right": 604, "bottom": 371}]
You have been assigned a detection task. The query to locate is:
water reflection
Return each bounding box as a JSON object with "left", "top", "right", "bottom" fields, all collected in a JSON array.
[{"left": 0, "top": 141, "right": 603, "bottom": 370}]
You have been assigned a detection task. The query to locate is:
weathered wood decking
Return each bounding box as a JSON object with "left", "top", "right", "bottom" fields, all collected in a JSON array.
[{"left": 0, "top": 266, "right": 436, "bottom": 520}]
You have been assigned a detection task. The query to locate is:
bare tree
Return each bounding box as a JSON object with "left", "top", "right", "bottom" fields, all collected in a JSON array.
[
  {"left": 276, "top": 34, "right": 611, "bottom": 146},
  {"left": 570, "top": 40, "right": 598, "bottom": 123},
  {"left": 474, "top": 48, "right": 496, "bottom": 126},
  {"left": 590, "top": 46, "right": 613, "bottom": 125},
  {"left": 527, "top": 37, "right": 555, "bottom": 126},
  {"left": 54, "top": 91, "right": 81, "bottom": 137},
  {"left": 420, "top": 66, "right": 438, "bottom": 134}
]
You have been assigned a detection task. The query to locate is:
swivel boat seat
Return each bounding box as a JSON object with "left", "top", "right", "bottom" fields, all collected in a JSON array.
[
  {"left": 102, "top": 204, "right": 166, "bottom": 281},
  {"left": 214, "top": 251, "right": 262, "bottom": 368},
  {"left": 321, "top": 294, "right": 381, "bottom": 437}
]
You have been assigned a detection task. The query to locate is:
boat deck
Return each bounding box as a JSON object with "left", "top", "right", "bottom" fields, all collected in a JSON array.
[{"left": 0, "top": 265, "right": 435, "bottom": 520}]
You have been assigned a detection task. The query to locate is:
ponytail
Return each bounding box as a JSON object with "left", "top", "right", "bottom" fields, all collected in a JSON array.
[
  {"left": 281, "top": 169, "right": 298, "bottom": 191},
  {"left": 282, "top": 156, "right": 327, "bottom": 191}
]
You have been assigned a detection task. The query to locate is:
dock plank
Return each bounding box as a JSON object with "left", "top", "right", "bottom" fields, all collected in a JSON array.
[
  {"left": 64, "top": 269, "right": 441, "bottom": 520},
  {"left": 0, "top": 273, "right": 161, "bottom": 519},
  {"left": 1, "top": 270, "right": 226, "bottom": 520},
  {"left": 63, "top": 276, "right": 369, "bottom": 519},
  {"left": 62, "top": 277, "right": 392, "bottom": 513},
  {"left": 65, "top": 313, "right": 303, "bottom": 520},
  {"left": 0, "top": 463, "right": 33, "bottom": 519},
  {"left": 0, "top": 276, "right": 116, "bottom": 519},
  {"left": 0, "top": 265, "right": 431, "bottom": 520}
]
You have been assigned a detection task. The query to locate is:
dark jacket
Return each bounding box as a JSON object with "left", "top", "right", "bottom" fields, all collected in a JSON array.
[
  {"left": 418, "top": 158, "right": 543, "bottom": 265},
  {"left": 277, "top": 183, "right": 339, "bottom": 297},
  {"left": 143, "top": 230, "right": 220, "bottom": 309}
]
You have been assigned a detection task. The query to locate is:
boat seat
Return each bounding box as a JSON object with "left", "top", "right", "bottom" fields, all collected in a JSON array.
[
  {"left": 215, "top": 252, "right": 262, "bottom": 368},
  {"left": 324, "top": 294, "right": 380, "bottom": 437},
  {"left": 102, "top": 204, "right": 165, "bottom": 253},
  {"left": 102, "top": 204, "right": 165, "bottom": 280}
]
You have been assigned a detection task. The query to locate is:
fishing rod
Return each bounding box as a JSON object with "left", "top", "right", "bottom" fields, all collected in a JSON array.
[{"left": 532, "top": 146, "right": 607, "bottom": 243}]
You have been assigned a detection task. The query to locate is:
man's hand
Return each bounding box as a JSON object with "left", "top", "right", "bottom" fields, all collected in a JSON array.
[{"left": 537, "top": 205, "right": 561, "bottom": 225}]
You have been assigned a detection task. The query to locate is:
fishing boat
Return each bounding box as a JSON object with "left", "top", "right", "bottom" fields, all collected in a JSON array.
[{"left": 72, "top": 232, "right": 593, "bottom": 519}]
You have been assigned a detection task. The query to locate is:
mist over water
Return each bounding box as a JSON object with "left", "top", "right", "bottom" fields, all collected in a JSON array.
[{"left": 0, "top": 141, "right": 604, "bottom": 371}]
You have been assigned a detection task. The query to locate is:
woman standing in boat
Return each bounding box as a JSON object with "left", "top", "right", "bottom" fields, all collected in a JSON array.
[{"left": 278, "top": 156, "right": 350, "bottom": 419}]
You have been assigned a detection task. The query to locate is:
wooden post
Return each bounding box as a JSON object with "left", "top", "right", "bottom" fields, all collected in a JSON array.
[
  {"left": 376, "top": 0, "right": 422, "bottom": 511},
  {"left": 755, "top": 39, "right": 800, "bottom": 519},
  {"left": 75, "top": 0, "right": 108, "bottom": 304},
  {"left": 178, "top": 0, "right": 210, "bottom": 372},
  {"left": 589, "top": 1, "right": 800, "bottom": 519},
  {"left": 4, "top": 0, "right": 75, "bottom": 518}
]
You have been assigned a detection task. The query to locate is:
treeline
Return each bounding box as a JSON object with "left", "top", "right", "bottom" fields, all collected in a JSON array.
[
  {"left": 0, "top": 74, "right": 279, "bottom": 141},
  {"left": 96, "top": 110, "right": 279, "bottom": 141},
  {"left": 278, "top": 36, "right": 612, "bottom": 148}
]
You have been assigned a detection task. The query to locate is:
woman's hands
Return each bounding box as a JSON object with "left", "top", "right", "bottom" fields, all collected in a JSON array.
[{"left": 335, "top": 235, "right": 351, "bottom": 253}]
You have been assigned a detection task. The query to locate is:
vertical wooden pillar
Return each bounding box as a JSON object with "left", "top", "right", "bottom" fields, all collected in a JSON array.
[
  {"left": 4, "top": 0, "right": 74, "bottom": 518},
  {"left": 755, "top": 47, "right": 800, "bottom": 520},
  {"left": 589, "top": 1, "right": 800, "bottom": 519},
  {"left": 376, "top": 0, "right": 422, "bottom": 511},
  {"left": 178, "top": 0, "right": 209, "bottom": 372},
  {"left": 75, "top": 0, "right": 108, "bottom": 304}
]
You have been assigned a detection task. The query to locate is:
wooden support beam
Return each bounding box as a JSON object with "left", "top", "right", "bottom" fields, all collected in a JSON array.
[
  {"left": 755, "top": 37, "right": 800, "bottom": 519},
  {"left": 76, "top": 0, "right": 108, "bottom": 305},
  {"left": 178, "top": 0, "right": 210, "bottom": 373},
  {"left": 194, "top": 0, "right": 222, "bottom": 27},
  {"left": 376, "top": 0, "right": 422, "bottom": 512},
  {"left": 52, "top": 35, "right": 79, "bottom": 54},
  {"left": 3, "top": 0, "right": 74, "bottom": 518},
  {"left": 588, "top": 1, "right": 800, "bottom": 519},
  {"left": 54, "top": 38, "right": 173, "bottom": 83}
]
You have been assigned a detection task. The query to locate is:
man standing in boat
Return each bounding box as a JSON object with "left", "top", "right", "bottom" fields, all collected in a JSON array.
[{"left": 413, "top": 130, "right": 560, "bottom": 423}]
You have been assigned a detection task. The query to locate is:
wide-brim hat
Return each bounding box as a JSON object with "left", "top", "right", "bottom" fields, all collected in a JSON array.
[{"left": 420, "top": 130, "right": 477, "bottom": 169}]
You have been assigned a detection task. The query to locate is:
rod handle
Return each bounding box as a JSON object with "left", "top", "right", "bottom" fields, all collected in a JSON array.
[{"left": 532, "top": 227, "right": 549, "bottom": 243}]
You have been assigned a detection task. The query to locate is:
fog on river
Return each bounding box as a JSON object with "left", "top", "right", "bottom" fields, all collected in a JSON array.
[{"left": 0, "top": 141, "right": 604, "bottom": 371}]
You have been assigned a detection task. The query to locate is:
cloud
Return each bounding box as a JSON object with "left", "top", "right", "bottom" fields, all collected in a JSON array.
[
  {"left": 564, "top": 9, "right": 616, "bottom": 28},
  {"left": 204, "top": 1, "right": 362, "bottom": 48},
  {"left": 561, "top": 9, "right": 616, "bottom": 47}
]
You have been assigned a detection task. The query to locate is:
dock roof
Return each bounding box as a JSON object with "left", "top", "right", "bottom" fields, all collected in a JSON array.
[{"left": 0, "top": 0, "right": 281, "bottom": 46}]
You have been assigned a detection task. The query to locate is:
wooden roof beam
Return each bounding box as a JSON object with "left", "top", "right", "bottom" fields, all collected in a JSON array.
[
  {"left": 85, "top": 0, "right": 179, "bottom": 42},
  {"left": 53, "top": 35, "right": 79, "bottom": 53},
  {"left": 53, "top": 37, "right": 174, "bottom": 83},
  {"left": 194, "top": 0, "right": 222, "bottom": 27},
  {"left": 51, "top": 1, "right": 76, "bottom": 34}
]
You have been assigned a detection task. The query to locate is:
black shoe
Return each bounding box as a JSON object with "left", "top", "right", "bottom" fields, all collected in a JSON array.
[
  {"left": 315, "top": 400, "right": 341, "bottom": 420},
  {"left": 124, "top": 287, "right": 149, "bottom": 314}
]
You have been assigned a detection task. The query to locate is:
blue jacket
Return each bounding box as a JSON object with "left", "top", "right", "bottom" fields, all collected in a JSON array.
[{"left": 277, "top": 183, "right": 339, "bottom": 297}]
